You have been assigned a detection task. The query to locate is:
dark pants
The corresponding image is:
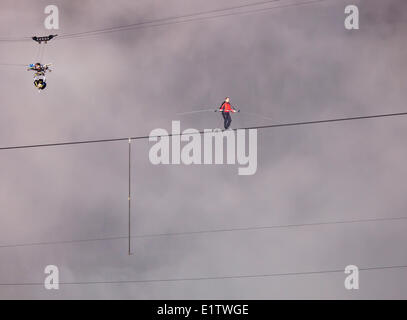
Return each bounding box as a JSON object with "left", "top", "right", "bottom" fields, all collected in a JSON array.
[{"left": 222, "top": 112, "right": 232, "bottom": 129}]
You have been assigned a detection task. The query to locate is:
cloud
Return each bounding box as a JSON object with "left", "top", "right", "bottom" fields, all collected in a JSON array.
[{"left": 0, "top": 0, "right": 406, "bottom": 299}]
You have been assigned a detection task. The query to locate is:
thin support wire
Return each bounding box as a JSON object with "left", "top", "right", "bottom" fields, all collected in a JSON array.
[{"left": 128, "top": 138, "right": 132, "bottom": 255}]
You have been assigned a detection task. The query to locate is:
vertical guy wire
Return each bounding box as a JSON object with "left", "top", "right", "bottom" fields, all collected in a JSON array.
[
  {"left": 39, "top": 43, "right": 45, "bottom": 62},
  {"left": 128, "top": 138, "right": 132, "bottom": 255},
  {"left": 35, "top": 44, "right": 41, "bottom": 61},
  {"left": 40, "top": 43, "right": 46, "bottom": 63}
]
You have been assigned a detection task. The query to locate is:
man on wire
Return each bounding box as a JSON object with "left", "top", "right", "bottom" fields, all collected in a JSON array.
[{"left": 217, "top": 97, "right": 239, "bottom": 130}]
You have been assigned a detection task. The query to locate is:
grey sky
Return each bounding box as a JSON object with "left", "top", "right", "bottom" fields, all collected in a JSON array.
[{"left": 0, "top": 0, "right": 407, "bottom": 299}]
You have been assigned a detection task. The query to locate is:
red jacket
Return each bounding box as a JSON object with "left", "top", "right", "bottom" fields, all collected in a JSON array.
[{"left": 219, "top": 102, "right": 236, "bottom": 113}]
